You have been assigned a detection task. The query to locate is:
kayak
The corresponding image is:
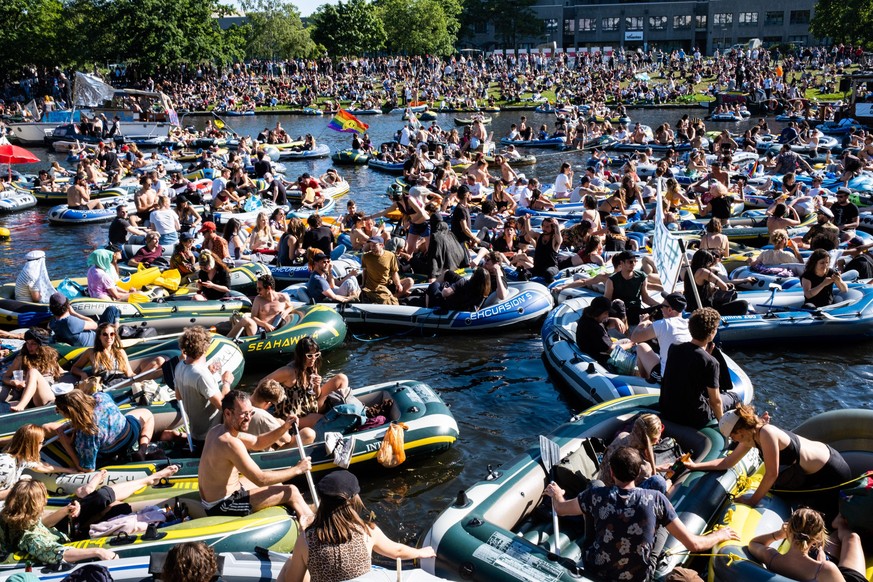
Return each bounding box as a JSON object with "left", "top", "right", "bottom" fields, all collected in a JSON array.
[
  {"left": 226, "top": 304, "right": 347, "bottom": 360},
  {"left": 541, "top": 296, "right": 755, "bottom": 406},
  {"left": 285, "top": 281, "right": 554, "bottom": 333},
  {"left": 37, "top": 380, "right": 457, "bottom": 487},
  {"left": 715, "top": 284, "right": 873, "bottom": 345},
  {"left": 708, "top": 407, "right": 873, "bottom": 582},
  {"left": 421, "top": 394, "right": 762, "bottom": 581},
  {"left": 0, "top": 189, "right": 37, "bottom": 213}
]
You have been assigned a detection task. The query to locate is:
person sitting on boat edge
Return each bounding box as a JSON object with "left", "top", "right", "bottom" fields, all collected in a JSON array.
[
  {"left": 306, "top": 252, "right": 360, "bottom": 304},
  {"left": 659, "top": 307, "right": 741, "bottom": 430},
  {"left": 425, "top": 264, "right": 506, "bottom": 312},
  {"left": 575, "top": 295, "right": 658, "bottom": 379},
  {"left": 70, "top": 322, "right": 165, "bottom": 385},
  {"left": 87, "top": 249, "right": 134, "bottom": 302},
  {"left": 605, "top": 250, "right": 659, "bottom": 325},
  {"left": 686, "top": 405, "right": 852, "bottom": 512},
  {"left": 800, "top": 206, "right": 840, "bottom": 249},
  {"left": 127, "top": 231, "right": 165, "bottom": 268},
  {"left": 801, "top": 248, "right": 848, "bottom": 309},
  {"left": 66, "top": 173, "right": 104, "bottom": 211},
  {"left": 748, "top": 508, "right": 866, "bottom": 582},
  {"left": 245, "top": 380, "right": 294, "bottom": 451},
  {"left": 277, "top": 470, "right": 436, "bottom": 582},
  {"left": 174, "top": 325, "right": 235, "bottom": 449},
  {"left": 15, "top": 250, "right": 55, "bottom": 304},
  {"left": 0, "top": 424, "right": 79, "bottom": 500},
  {"left": 360, "top": 236, "right": 413, "bottom": 305},
  {"left": 49, "top": 292, "right": 120, "bottom": 347},
  {"left": 596, "top": 414, "right": 671, "bottom": 494},
  {"left": 194, "top": 250, "right": 231, "bottom": 302},
  {"left": 0, "top": 328, "right": 63, "bottom": 412},
  {"left": 228, "top": 273, "right": 295, "bottom": 337},
  {"left": 544, "top": 446, "right": 738, "bottom": 582},
  {"left": 197, "top": 390, "right": 314, "bottom": 522},
  {"left": 629, "top": 292, "right": 691, "bottom": 381},
  {"left": 260, "top": 337, "right": 347, "bottom": 441}
]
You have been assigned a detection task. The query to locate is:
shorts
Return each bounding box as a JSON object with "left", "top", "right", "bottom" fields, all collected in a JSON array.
[
  {"left": 202, "top": 487, "right": 253, "bottom": 517},
  {"left": 839, "top": 567, "right": 867, "bottom": 582},
  {"left": 102, "top": 415, "right": 142, "bottom": 457},
  {"left": 68, "top": 205, "right": 86, "bottom": 211},
  {"left": 408, "top": 222, "right": 431, "bottom": 237}
]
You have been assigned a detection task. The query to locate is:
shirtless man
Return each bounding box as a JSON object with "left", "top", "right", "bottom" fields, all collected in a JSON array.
[
  {"left": 134, "top": 176, "right": 158, "bottom": 225},
  {"left": 66, "top": 174, "right": 104, "bottom": 210},
  {"left": 631, "top": 123, "right": 649, "bottom": 145},
  {"left": 228, "top": 274, "right": 295, "bottom": 337},
  {"left": 198, "top": 390, "right": 313, "bottom": 521}
]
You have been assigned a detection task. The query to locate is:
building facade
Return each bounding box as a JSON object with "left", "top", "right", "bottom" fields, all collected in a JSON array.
[{"left": 469, "top": 0, "right": 816, "bottom": 55}]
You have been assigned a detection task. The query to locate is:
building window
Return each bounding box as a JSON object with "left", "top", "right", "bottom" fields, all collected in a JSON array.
[
  {"left": 579, "top": 18, "right": 596, "bottom": 31},
  {"left": 738, "top": 12, "right": 758, "bottom": 26},
  {"left": 765, "top": 11, "right": 784, "bottom": 26},
  {"left": 625, "top": 16, "right": 643, "bottom": 30},
  {"left": 544, "top": 18, "right": 559, "bottom": 33},
  {"left": 649, "top": 16, "right": 667, "bottom": 30},
  {"left": 673, "top": 15, "right": 692, "bottom": 29},
  {"left": 474, "top": 21, "right": 487, "bottom": 33},
  {"left": 788, "top": 35, "right": 808, "bottom": 44},
  {"left": 695, "top": 15, "right": 707, "bottom": 29},
  {"left": 564, "top": 19, "right": 575, "bottom": 33},
  {"left": 602, "top": 17, "right": 620, "bottom": 31},
  {"left": 713, "top": 13, "right": 733, "bottom": 26},
  {"left": 789, "top": 10, "right": 810, "bottom": 24}
]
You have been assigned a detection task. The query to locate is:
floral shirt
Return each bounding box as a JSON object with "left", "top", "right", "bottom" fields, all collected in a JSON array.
[
  {"left": 577, "top": 485, "right": 677, "bottom": 582},
  {"left": 0, "top": 520, "right": 69, "bottom": 565},
  {"left": 74, "top": 392, "right": 130, "bottom": 471}
]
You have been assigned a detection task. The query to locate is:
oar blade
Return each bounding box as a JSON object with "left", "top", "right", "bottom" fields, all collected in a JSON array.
[{"left": 539, "top": 435, "right": 561, "bottom": 473}]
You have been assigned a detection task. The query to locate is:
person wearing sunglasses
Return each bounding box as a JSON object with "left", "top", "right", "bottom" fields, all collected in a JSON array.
[
  {"left": 70, "top": 323, "right": 165, "bottom": 385},
  {"left": 261, "top": 336, "right": 349, "bottom": 438}
]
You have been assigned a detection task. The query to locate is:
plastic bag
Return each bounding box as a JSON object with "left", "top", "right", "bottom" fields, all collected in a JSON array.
[
  {"left": 376, "top": 422, "right": 408, "bottom": 468},
  {"left": 57, "top": 278, "right": 87, "bottom": 299},
  {"left": 153, "top": 268, "right": 181, "bottom": 291}
]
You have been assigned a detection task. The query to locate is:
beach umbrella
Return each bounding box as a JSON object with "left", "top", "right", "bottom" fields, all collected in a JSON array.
[{"left": 0, "top": 143, "right": 40, "bottom": 181}]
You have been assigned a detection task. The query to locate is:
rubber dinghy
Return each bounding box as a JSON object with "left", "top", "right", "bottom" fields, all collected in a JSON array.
[
  {"left": 222, "top": 304, "right": 347, "bottom": 360},
  {"left": 0, "top": 189, "right": 37, "bottom": 213},
  {"left": 285, "top": 281, "right": 554, "bottom": 332},
  {"left": 10, "top": 550, "right": 454, "bottom": 581},
  {"left": 420, "top": 394, "right": 762, "bottom": 582},
  {"left": 708, "top": 407, "right": 873, "bottom": 582},
  {"left": 716, "top": 284, "right": 873, "bottom": 346},
  {"left": 542, "top": 296, "right": 754, "bottom": 406},
  {"left": 499, "top": 136, "right": 566, "bottom": 148},
  {"left": 0, "top": 334, "right": 245, "bottom": 442},
  {"left": 35, "top": 380, "right": 457, "bottom": 489}
]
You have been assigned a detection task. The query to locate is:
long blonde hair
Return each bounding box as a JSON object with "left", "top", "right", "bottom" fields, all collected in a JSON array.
[
  {"left": 4, "top": 424, "right": 45, "bottom": 463},
  {"left": 631, "top": 413, "right": 662, "bottom": 474},
  {"left": 54, "top": 390, "right": 98, "bottom": 435},
  {"left": 0, "top": 480, "right": 48, "bottom": 535}
]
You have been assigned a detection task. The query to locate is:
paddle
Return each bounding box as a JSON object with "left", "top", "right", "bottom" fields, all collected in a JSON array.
[
  {"left": 293, "top": 422, "right": 319, "bottom": 509},
  {"left": 539, "top": 435, "right": 562, "bottom": 555}
]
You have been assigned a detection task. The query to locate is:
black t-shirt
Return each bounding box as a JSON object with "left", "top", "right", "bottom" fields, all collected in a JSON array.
[
  {"left": 831, "top": 202, "right": 859, "bottom": 229},
  {"left": 451, "top": 204, "right": 472, "bottom": 244},
  {"left": 659, "top": 342, "right": 720, "bottom": 429},
  {"left": 253, "top": 159, "right": 271, "bottom": 179},
  {"left": 100, "top": 150, "right": 120, "bottom": 171},
  {"left": 198, "top": 267, "right": 231, "bottom": 300},
  {"left": 710, "top": 196, "right": 732, "bottom": 220},
  {"left": 575, "top": 315, "right": 612, "bottom": 366},
  {"left": 108, "top": 217, "right": 131, "bottom": 245},
  {"left": 266, "top": 179, "right": 287, "bottom": 205},
  {"left": 302, "top": 226, "right": 334, "bottom": 254},
  {"left": 801, "top": 271, "right": 834, "bottom": 307}
]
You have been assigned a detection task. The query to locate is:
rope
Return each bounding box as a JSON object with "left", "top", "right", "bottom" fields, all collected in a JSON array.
[
  {"left": 771, "top": 470, "right": 871, "bottom": 494},
  {"left": 351, "top": 326, "right": 435, "bottom": 342}
]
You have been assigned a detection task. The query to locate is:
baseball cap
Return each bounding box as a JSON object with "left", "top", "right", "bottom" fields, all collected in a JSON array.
[
  {"left": 317, "top": 469, "right": 360, "bottom": 499},
  {"left": 368, "top": 236, "right": 384, "bottom": 245},
  {"left": 718, "top": 410, "right": 740, "bottom": 438},
  {"left": 661, "top": 293, "right": 687, "bottom": 312},
  {"left": 180, "top": 232, "right": 195, "bottom": 242},
  {"left": 199, "top": 221, "right": 217, "bottom": 232},
  {"left": 817, "top": 206, "right": 834, "bottom": 218},
  {"left": 312, "top": 252, "right": 329, "bottom": 262}
]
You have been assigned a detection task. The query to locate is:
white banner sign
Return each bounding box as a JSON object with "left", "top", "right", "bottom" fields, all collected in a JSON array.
[
  {"left": 653, "top": 181, "right": 684, "bottom": 292},
  {"left": 624, "top": 31, "right": 644, "bottom": 41}
]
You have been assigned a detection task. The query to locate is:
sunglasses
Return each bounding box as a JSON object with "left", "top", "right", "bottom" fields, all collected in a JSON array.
[
  {"left": 305, "top": 351, "right": 321, "bottom": 359},
  {"left": 101, "top": 332, "right": 116, "bottom": 337}
]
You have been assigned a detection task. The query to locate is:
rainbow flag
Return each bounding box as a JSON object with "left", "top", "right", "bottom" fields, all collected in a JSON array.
[{"left": 328, "top": 109, "right": 369, "bottom": 134}]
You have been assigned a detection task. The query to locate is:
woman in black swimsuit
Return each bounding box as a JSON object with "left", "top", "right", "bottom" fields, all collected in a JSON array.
[{"left": 685, "top": 404, "right": 851, "bottom": 509}]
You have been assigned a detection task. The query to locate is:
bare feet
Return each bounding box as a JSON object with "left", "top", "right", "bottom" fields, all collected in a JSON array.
[
  {"left": 76, "top": 469, "right": 108, "bottom": 498},
  {"left": 146, "top": 464, "right": 180, "bottom": 486}
]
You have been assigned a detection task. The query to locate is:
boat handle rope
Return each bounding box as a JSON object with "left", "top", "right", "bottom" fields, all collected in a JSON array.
[{"left": 771, "top": 470, "right": 872, "bottom": 494}]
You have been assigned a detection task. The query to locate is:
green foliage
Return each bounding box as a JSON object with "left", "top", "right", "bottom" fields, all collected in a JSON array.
[
  {"left": 309, "top": 0, "right": 387, "bottom": 56},
  {"left": 0, "top": 0, "right": 64, "bottom": 73},
  {"left": 376, "top": 0, "right": 461, "bottom": 56},
  {"left": 240, "top": 0, "right": 318, "bottom": 59},
  {"left": 811, "top": 0, "right": 873, "bottom": 47}
]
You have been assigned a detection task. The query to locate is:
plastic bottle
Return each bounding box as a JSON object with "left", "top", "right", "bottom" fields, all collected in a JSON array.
[{"left": 664, "top": 452, "right": 691, "bottom": 480}]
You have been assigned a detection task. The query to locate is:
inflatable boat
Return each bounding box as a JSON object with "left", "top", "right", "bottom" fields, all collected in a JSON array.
[
  {"left": 0, "top": 189, "right": 37, "bottom": 213},
  {"left": 31, "top": 185, "right": 127, "bottom": 206},
  {"left": 499, "top": 136, "right": 566, "bottom": 149},
  {"left": 421, "top": 394, "right": 763, "bottom": 582},
  {"left": 47, "top": 200, "right": 134, "bottom": 224},
  {"left": 332, "top": 149, "right": 372, "bottom": 164},
  {"left": 709, "top": 407, "right": 873, "bottom": 582},
  {"left": 223, "top": 304, "right": 346, "bottom": 360},
  {"left": 37, "top": 380, "right": 457, "bottom": 487},
  {"left": 542, "top": 296, "right": 755, "bottom": 406},
  {"left": 716, "top": 284, "right": 873, "bottom": 345},
  {"left": 285, "top": 180, "right": 351, "bottom": 202},
  {"left": 286, "top": 281, "right": 554, "bottom": 333},
  {"left": 367, "top": 158, "right": 406, "bottom": 174},
  {"left": 276, "top": 144, "right": 330, "bottom": 160},
  {"left": 664, "top": 211, "right": 817, "bottom": 247}
]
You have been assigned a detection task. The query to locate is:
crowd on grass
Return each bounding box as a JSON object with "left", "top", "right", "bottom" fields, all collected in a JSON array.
[{"left": 0, "top": 44, "right": 870, "bottom": 121}]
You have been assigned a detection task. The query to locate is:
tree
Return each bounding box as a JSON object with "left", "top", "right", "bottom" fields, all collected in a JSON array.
[
  {"left": 376, "top": 0, "right": 461, "bottom": 56},
  {"left": 810, "top": 0, "right": 873, "bottom": 47},
  {"left": 240, "top": 0, "right": 318, "bottom": 59},
  {"left": 309, "top": 0, "right": 386, "bottom": 56},
  {"left": 0, "top": 0, "right": 64, "bottom": 75}
]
